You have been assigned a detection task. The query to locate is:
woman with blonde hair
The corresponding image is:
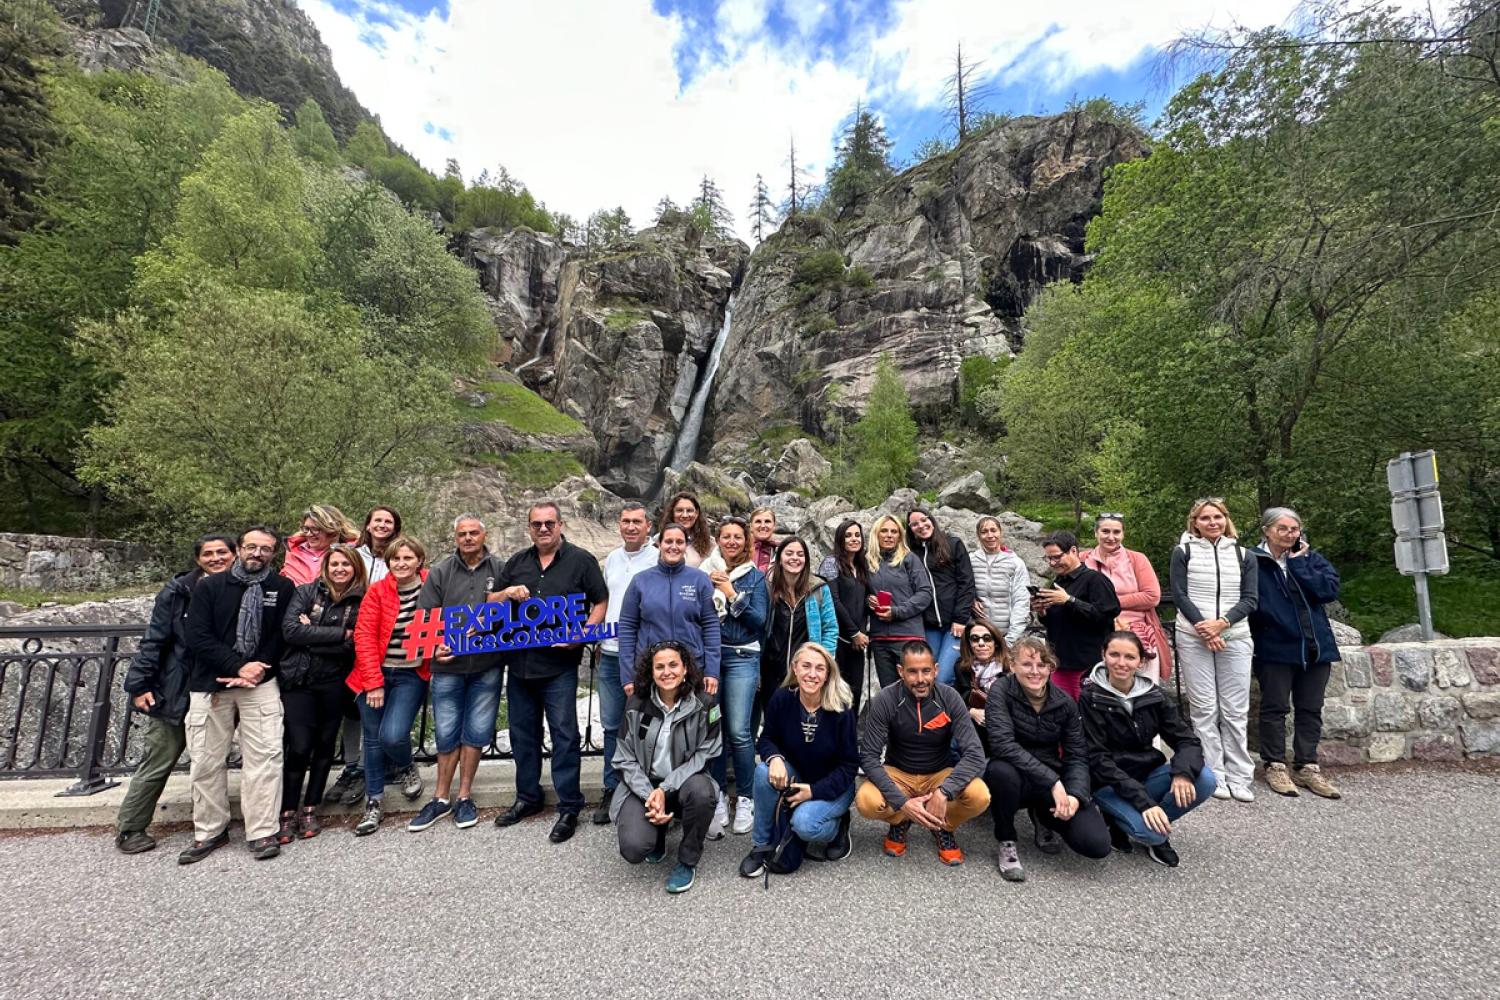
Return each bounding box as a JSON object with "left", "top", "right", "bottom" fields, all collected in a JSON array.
[
  {"left": 864, "top": 513, "right": 933, "bottom": 689},
  {"left": 1168, "top": 498, "right": 1259, "bottom": 803},
  {"left": 283, "top": 505, "right": 359, "bottom": 586},
  {"left": 739, "top": 643, "right": 859, "bottom": 877}
]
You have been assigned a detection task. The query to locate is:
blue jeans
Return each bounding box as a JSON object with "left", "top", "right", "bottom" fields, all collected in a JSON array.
[
  {"left": 712, "top": 648, "right": 759, "bottom": 797},
  {"left": 750, "top": 760, "right": 856, "bottom": 848},
  {"left": 509, "top": 669, "right": 585, "bottom": 812},
  {"left": 925, "top": 628, "right": 962, "bottom": 686},
  {"left": 597, "top": 651, "right": 626, "bottom": 792},
  {"left": 430, "top": 667, "right": 503, "bottom": 754},
  {"left": 1093, "top": 763, "right": 1218, "bottom": 847},
  {"left": 357, "top": 668, "right": 428, "bottom": 801}
]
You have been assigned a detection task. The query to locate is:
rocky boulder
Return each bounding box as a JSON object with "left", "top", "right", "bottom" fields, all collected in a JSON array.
[
  {"left": 659, "top": 462, "right": 753, "bottom": 518},
  {"left": 766, "top": 439, "right": 832, "bottom": 493},
  {"left": 936, "top": 471, "right": 994, "bottom": 512},
  {"left": 453, "top": 228, "right": 568, "bottom": 365}
]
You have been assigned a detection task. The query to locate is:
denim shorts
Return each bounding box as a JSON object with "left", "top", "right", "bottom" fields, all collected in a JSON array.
[{"left": 429, "top": 667, "right": 503, "bottom": 753}]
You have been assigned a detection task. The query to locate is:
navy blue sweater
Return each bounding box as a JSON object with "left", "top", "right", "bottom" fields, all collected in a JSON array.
[{"left": 756, "top": 686, "right": 859, "bottom": 803}]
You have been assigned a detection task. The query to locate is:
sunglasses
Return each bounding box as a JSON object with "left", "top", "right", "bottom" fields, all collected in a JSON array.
[
  {"left": 1097, "top": 512, "right": 1125, "bottom": 522},
  {"left": 719, "top": 516, "right": 748, "bottom": 527},
  {"left": 969, "top": 634, "right": 996, "bottom": 644},
  {"left": 529, "top": 519, "right": 557, "bottom": 530}
]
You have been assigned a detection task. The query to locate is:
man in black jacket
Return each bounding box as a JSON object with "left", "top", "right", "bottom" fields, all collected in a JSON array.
[
  {"left": 1033, "top": 531, "right": 1120, "bottom": 698},
  {"left": 179, "top": 526, "right": 296, "bottom": 864}
]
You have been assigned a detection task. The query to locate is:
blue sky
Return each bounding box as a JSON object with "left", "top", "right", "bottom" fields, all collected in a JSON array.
[{"left": 296, "top": 1, "right": 1310, "bottom": 238}]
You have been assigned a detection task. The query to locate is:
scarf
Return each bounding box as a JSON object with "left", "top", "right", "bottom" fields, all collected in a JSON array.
[{"left": 230, "top": 559, "right": 271, "bottom": 657}]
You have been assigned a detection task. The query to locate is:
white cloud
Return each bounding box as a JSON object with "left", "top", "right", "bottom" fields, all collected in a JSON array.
[{"left": 297, "top": 1, "right": 1427, "bottom": 241}]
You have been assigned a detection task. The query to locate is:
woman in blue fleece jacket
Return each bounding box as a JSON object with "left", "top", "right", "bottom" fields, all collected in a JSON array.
[{"left": 616, "top": 524, "right": 721, "bottom": 695}]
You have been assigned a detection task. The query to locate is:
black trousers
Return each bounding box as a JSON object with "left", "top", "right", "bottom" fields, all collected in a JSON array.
[
  {"left": 983, "top": 759, "right": 1111, "bottom": 859},
  {"left": 837, "top": 643, "right": 867, "bottom": 715},
  {"left": 1254, "top": 659, "right": 1331, "bottom": 767},
  {"left": 871, "top": 642, "right": 904, "bottom": 690},
  {"left": 616, "top": 772, "right": 717, "bottom": 867},
  {"left": 281, "top": 677, "right": 349, "bottom": 810}
]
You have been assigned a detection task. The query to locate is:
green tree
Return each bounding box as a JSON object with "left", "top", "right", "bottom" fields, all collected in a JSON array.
[
  {"left": 0, "top": 0, "right": 62, "bottom": 244},
  {"left": 343, "top": 120, "right": 389, "bottom": 168},
  {"left": 289, "top": 98, "right": 340, "bottom": 166},
  {"left": 747, "top": 173, "right": 775, "bottom": 242},
  {"left": 844, "top": 355, "right": 918, "bottom": 505},
  {"left": 586, "top": 206, "right": 633, "bottom": 249},
  {"left": 691, "top": 175, "right": 734, "bottom": 236},
  {"left": 826, "top": 101, "right": 893, "bottom": 215},
  {"left": 434, "top": 158, "right": 464, "bottom": 220}
]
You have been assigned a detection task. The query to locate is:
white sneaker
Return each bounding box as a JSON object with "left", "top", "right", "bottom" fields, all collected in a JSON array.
[
  {"left": 707, "top": 793, "right": 728, "bottom": 840},
  {"left": 731, "top": 796, "right": 754, "bottom": 835},
  {"left": 1211, "top": 780, "right": 1232, "bottom": 800},
  {"left": 1228, "top": 783, "right": 1256, "bottom": 803}
]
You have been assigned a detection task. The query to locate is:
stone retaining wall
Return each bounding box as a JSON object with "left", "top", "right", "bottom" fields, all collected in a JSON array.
[
  {"left": 1313, "top": 639, "right": 1500, "bottom": 764},
  {"left": 0, "top": 533, "right": 156, "bottom": 592}
]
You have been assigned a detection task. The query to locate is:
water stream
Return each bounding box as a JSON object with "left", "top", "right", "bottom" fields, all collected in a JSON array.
[{"left": 667, "top": 295, "right": 736, "bottom": 471}]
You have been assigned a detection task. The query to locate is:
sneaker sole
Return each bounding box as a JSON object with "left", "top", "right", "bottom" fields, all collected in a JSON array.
[
  {"left": 999, "top": 868, "right": 1026, "bottom": 882},
  {"left": 883, "top": 845, "right": 906, "bottom": 857},
  {"left": 938, "top": 855, "right": 964, "bottom": 867},
  {"left": 1146, "top": 850, "right": 1178, "bottom": 867},
  {"left": 739, "top": 864, "right": 767, "bottom": 879},
  {"left": 666, "top": 875, "right": 695, "bottom": 894},
  {"left": 406, "top": 813, "right": 451, "bottom": 832},
  {"left": 354, "top": 825, "right": 379, "bottom": 837},
  {"left": 453, "top": 815, "right": 478, "bottom": 829}
]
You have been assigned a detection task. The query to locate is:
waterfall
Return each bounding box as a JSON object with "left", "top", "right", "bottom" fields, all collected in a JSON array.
[{"left": 667, "top": 296, "right": 735, "bottom": 470}]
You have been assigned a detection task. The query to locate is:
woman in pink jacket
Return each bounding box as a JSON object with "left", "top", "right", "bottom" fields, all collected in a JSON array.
[{"left": 1079, "top": 513, "right": 1173, "bottom": 683}]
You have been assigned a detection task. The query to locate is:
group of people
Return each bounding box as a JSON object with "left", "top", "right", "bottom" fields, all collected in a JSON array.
[{"left": 112, "top": 491, "right": 1345, "bottom": 894}]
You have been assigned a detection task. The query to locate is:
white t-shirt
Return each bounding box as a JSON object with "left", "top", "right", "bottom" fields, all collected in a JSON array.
[{"left": 601, "top": 542, "right": 658, "bottom": 653}]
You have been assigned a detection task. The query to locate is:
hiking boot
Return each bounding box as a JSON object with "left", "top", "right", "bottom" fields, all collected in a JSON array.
[
  {"left": 593, "top": 787, "right": 615, "bottom": 825},
  {"left": 997, "top": 840, "right": 1025, "bottom": 882},
  {"left": 731, "top": 796, "right": 754, "bottom": 835},
  {"left": 665, "top": 862, "right": 696, "bottom": 894},
  {"left": 933, "top": 828, "right": 965, "bottom": 866},
  {"left": 298, "top": 806, "right": 321, "bottom": 839},
  {"left": 328, "top": 766, "right": 363, "bottom": 805},
  {"left": 883, "top": 821, "right": 911, "bottom": 858},
  {"left": 1228, "top": 782, "right": 1256, "bottom": 803},
  {"left": 396, "top": 764, "right": 425, "bottom": 802},
  {"left": 177, "top": 829, "right": 229, "bottom": 865},
  {"left": 824, "top": 813, "right": 853, "bottom": 862},
  {"left": 276, "top": 810, "right": 298, "bottom": 846},
  {"left": 1147, "top": 839, "right": 1180, "bottom": 867},
  {"left": 1292, "top": 764, "right": 1342, "bottom": 799},
  {"left": 707, "top": 793, "right": 728, "bottom": 841},
  {"left": 115, "top": 830, "right": 156, "bottom": 855},
  {"left": 1263, "top": 762, "right": 1299, "bottom": 797},
  {"left": 354, "top": 800, "right": 383, "bottom": 837},
  {"left": 407, "top": 798, "right": 453, "bottom": 832},
  {"left": 739, "top": 848, "right": 771, "bottom": 879},
  {"left": 248, "top": 835, "right": 280, "bottom": 860}
]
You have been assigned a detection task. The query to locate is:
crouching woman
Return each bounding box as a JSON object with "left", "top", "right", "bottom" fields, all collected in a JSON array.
[
  {"left": 1079, "top": 631, "right": 1217, "bottom": 868},
  {"left": 740, "top": 643, "right": 859, "bottom": 878},
  {"left": 611, "top": 641, "right": 722, "bottom": 894}
]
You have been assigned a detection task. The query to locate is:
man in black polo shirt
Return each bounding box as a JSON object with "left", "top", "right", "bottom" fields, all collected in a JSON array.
[
  {"left": 492, "top": 501, "right": 608, "bottom": 843},
  {"left": 1032, "top": 530, "right": 1121, "bottom": 699}
]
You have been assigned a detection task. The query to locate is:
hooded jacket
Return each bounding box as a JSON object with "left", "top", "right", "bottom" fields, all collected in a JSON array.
[
  {"left": 280, "top": 580, "right": 363, "bottom": 689},
  {"left": 984, "top": 672, "right": 1092, "bottom": 802},
  {"left": 616, "top": 558, "right": 721, "bottom": 687},
  {"left": 1078, "top": 664, "right": 1205, "bottom": 813},
  {"left": 609, "top": 686, "right": 722, "bottom": 821},
  {"left": 123, "top": 570, "right": 205, "bottom": 724},
  {"left": 1248, "top": 545, "right": 1342, "bottom": 667},
  {"left": 909, "top": 531, "right": 977, "bottom": 630}
]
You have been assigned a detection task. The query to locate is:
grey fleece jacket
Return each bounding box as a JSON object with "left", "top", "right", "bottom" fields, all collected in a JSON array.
[{"left": 858, "top": 681, "right": 985, "bottom": 809}]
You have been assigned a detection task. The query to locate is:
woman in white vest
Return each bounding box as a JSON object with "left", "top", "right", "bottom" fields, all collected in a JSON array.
[{"left": 1168, "top": 498, "right": 1259, "bottom": 802}]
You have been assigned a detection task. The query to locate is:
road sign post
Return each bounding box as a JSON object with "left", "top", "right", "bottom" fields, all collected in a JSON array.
[{"left": 1387, "top": 450, "right": 1446, "bottom": 642}]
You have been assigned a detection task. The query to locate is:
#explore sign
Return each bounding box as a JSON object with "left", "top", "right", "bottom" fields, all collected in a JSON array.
[{"left": 400, "top": 593, "right": 616, "bottom": 661}]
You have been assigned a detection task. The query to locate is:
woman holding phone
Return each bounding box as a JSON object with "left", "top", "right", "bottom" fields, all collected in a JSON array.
[{"left": 864, "top": 514, "right": 932, "bottom": 689}]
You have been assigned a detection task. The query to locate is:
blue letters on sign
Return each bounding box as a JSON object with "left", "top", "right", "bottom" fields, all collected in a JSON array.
[{"left": 440, "top": 591, "right": 616, "bottom": 656}]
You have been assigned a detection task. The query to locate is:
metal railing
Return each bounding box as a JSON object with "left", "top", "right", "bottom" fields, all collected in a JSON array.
[{"left": 0, "top": 622, "right": 608, "bottom": 795}]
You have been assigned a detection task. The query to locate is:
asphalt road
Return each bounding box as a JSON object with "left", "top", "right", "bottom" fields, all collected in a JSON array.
[{"left": 1, "top": 765, "right": 1496, "bottom": 1000}]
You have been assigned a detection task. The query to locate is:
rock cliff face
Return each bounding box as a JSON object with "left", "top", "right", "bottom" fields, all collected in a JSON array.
[
  {"left": 705, "top": 112, "right": 1147, "bottom": 460},
  {"left": 468, "top": 219, "right": 748, "bottom": 496}
]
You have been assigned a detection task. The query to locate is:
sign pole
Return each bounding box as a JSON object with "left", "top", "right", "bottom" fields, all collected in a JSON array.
[{"left": 1413, "top": 571, "right": 1434, "bottom": 642}]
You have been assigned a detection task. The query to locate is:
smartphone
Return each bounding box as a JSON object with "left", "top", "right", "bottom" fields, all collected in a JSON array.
[
  {"left": 876, "top": 590, "right": 892, "bottom": 610},
  {"left": 1026, "top": 585, "right": 1040, "bottom": 596},
  {"left": 1295, "top": 535, "right": 1309, "bottom": 553}
]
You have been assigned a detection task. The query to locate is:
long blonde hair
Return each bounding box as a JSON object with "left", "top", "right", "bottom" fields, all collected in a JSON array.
[
  {"left": 865, "top": 513, "right": 910, "bottom": 573},
  {"left": 1185, "top": 498, "right": 1239, "bottom": 540},
  {"left": 780, "top": 642, "right": 852, "bottom": 713}
]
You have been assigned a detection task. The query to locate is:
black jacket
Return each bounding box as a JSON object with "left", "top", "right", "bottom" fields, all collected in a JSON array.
[
  {"left": 820, "top": 558, "right": 870, "bottom": 644},
  {"left": 984, "top": 673, "right": 1092, "bottom": 803},
  {"left": 280, "top": 581, "right": 363, "bottom": 689},
  {"left": 186, "top": 569, "right": 296, "bottom": 692},
  {"left": 910, "top": 532, "right": 977, "bottom": 630},
  {"left": 1078, "top": 672, "right": 1205, "bottom": 813},
  {"left": 123, "top": 571, "right": 203, "bottom": 724},
  {"left": 1042, "top": 565, "right": 1121, "bottom": 672}
]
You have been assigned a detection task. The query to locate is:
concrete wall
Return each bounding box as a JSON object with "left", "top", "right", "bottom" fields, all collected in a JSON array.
[
  {"left": 1310, "top": 639, "right": 1500, "bottom": 764},
  {"left": 0, "top": 533, "right": 155, "bottom": 592}
]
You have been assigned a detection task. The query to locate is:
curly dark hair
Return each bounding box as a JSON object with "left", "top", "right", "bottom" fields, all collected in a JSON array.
[{"left": 631, "top": 640, "right": 705, "bottom": 698}]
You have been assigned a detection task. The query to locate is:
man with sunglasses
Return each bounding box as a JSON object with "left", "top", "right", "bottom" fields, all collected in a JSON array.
[{"left": 492, "top": 502, "right": 608, "bottom": 843}]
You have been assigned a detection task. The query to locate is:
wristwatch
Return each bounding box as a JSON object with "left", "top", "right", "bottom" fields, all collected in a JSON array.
[{"left": 941, "top": 787, "right": 955, "bottom": 802}]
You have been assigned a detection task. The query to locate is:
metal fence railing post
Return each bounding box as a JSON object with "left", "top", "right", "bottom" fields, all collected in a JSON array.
[{"left": 57, "top": 635, "right": 122, "bottom": 797}]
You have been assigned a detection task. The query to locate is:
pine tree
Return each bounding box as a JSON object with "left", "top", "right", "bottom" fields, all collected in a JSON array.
[
  {"left": 943, "top": 43, "right": 990, "bottom": 142},
  {"left": 747, "top": 173, "right": 775, "bottom": 242},
  {"left": 783, "top": 136, "right": 811, "bottom": 219},
  {"left": 0, "top": 4, "right": 61, "bottom": 244},
  {"left": 827, "top": 100, "right": 893, "bottom": 214},
  {"left": 653, "top": 196, "right": 679, "bottom": 223},
  {"left": 845, "top": 355, "right": 918, "bottom": 505},
  {"left": 693, "top": 175, "right": 734, "bottom": 236}
]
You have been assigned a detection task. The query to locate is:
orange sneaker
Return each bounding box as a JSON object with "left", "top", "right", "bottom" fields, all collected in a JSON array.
[
  {"left": 934, "top": 828, "right": 964, "bottom": 866},
  {"left": 883, "top": 821, "right": 911, "bottom": 857}
]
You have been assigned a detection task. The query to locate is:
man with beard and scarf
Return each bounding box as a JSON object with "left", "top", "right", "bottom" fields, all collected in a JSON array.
[{"left": 180, "top": 526, "right": 297, "bottom": 863}]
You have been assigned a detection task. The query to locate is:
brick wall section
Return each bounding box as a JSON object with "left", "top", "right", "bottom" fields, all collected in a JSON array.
[
  {"left": 1310, "top": 640, "right": 1500, "bottom": 764},
  {"left": 0, "top": 533, "right": 156, "bottom": 592}
]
